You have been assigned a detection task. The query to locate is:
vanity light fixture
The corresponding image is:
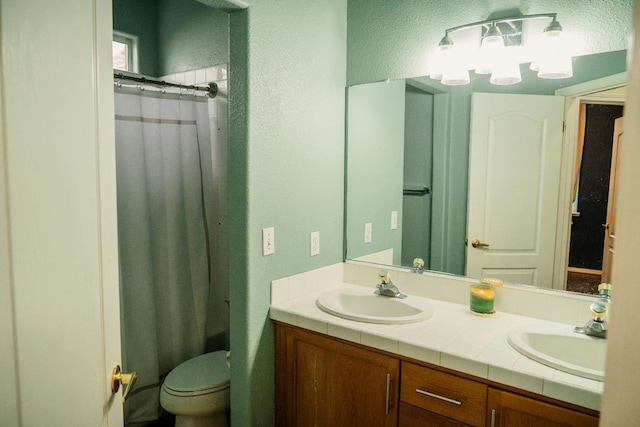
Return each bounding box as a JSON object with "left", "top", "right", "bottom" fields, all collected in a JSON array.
[{"left": 431, "top": 13, "right": 572, "bottom": 86}]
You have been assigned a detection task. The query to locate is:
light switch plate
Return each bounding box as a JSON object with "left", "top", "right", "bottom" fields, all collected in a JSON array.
[
  {"left": 391, "top": 211, "right": 398, "bottom": 230},
  {"left": 310, "top": 231, "right": 320, "bottom": 256},
  {"left": 262, "top": 227, "right": 275, "bottom": 256},
  {"left": 364, "top": 222, "right": 372, "bottom": 243}
]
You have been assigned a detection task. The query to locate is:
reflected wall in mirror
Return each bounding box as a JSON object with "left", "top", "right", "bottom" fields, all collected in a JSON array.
[{"left": 345, "top": 52, "right": 627, "bottom": 295}]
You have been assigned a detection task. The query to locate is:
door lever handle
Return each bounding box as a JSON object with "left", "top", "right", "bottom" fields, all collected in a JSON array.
[
  {"left": 471, "top": 239, "right": 490, "bottom": 248},
  {"left": 111, "top": 365, "right": 137, "bottom": 402}
]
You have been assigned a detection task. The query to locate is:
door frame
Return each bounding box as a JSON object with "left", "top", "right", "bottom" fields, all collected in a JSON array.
[
  {"left": 0, "top": 45, "right": 20, "bottom": 426},
  {"left": 553, "top": 73, "right": 627, "bottom": 290},
  {"left": 601, "top": 117, "right": 624, "bottom": 283}
]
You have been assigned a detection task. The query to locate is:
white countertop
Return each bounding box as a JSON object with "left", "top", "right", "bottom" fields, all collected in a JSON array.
[{"left": 270, "top": 282, "right": 603, "bottom": 411}]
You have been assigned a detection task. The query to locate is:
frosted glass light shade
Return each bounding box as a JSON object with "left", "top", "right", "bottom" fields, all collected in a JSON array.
[
  {"left": 476, "top": 25, "right": 505, "bottom": 75},
  {"left": 535, "top": 23, "right": 573, "bottom": 79},
  {"left": 430, "top": 36, "right": 454, "bottom": 81},
  {"left": 429, "top": 54, "right": 444, "bottom": 81},
  {"left": 441, "top": 44, "right": 470, "bottom": 85},
  {"left": 538, "top": 55, "right": 573, "bottom": 79},
  {"left": 490, "top": 57, "right": 521, "bottom": 85},
  {"left": 442, "top": 67, "right": 470, "bottom": 85}
]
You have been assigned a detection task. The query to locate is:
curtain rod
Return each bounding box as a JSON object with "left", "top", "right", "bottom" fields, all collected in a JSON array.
[{"left": 113, "top": 72, "right": 218, "bottom": 98}]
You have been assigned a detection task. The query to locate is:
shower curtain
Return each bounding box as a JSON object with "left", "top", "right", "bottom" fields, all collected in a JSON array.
[{"left": 114, "top": 87, "right": 213, "bottom": 424}]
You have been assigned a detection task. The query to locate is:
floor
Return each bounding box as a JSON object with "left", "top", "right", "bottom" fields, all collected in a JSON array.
[
  {"left": 566, "top": 271, "right": 601, "bottom": 295},
  {"left": 143, "top": 414, "right": 175, "bottom": 427}
]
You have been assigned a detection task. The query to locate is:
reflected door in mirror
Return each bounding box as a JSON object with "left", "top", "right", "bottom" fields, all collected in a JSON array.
[{"left": 466, "top": 93, "right": 564, "bottom": 286}]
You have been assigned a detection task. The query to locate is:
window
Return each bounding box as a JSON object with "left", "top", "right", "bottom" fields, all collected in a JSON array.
[
  {"left": 112, "top": 40, "right": 129, "bottom": 71},
  {"left": 112, "top": 32, "right": 137, "bottom": 72}
]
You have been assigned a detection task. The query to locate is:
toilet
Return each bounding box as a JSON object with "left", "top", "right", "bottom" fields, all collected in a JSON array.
[{"left": 160, "top": 350, "right": 230, "bottom": 427}]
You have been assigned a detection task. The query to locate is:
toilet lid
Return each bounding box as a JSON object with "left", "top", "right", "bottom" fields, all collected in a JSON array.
[{"left": 164, "top": 351, "right": 230, "bottom": 393}]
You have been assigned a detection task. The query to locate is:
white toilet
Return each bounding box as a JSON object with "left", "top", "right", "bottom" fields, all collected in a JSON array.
[{"left": 160, "top": 350, "right": 230, "bottom": 427}]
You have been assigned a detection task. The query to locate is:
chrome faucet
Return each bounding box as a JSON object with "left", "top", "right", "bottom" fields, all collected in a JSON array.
[
  {"left": 574, "top": 283, "right": 611, "bottom": 339},
  {"left": 411, "top": 258, "right": 425, "bottom": 274},
  {"left": 375, "top": 270, "right": 407, "bottom": 299}
]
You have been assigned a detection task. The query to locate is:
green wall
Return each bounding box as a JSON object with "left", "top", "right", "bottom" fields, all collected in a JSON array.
[
  {"left": 112, "top": 0, "right": 158, "bottom": 76},
  {"left": 157, "top": 0, "right": 229, "bottom": 76},
  {"left": 228, "top": 1, "right": 347, "bottom": 424},
  {"left": 113, "top": 0, "right": 229, "bottom": 77}
]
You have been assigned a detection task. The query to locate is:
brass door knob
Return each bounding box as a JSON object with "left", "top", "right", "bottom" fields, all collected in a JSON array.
[
  {"left": 111, "top": 365, "right": 137, "bottom": 402},
  {"left": 471, "top": 239, "right": 490, "bottom": 248}
]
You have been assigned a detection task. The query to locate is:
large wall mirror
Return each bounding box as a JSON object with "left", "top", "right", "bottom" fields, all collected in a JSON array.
[{"left": 345, "top": 50, "right": 628, "bottom": 295}]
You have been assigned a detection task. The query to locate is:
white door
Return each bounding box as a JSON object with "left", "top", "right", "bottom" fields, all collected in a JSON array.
[
  {"left": 1, "top": 1, "right": 124, "bottom": 426},
  {"left": 466, "top": 93, "right": 565, "bottom": 286}
]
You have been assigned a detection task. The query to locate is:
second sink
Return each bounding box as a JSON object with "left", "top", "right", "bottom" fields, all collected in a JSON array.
[
  {"left": 508, "top": 323, "right": 606, "bottom": 381},
  {"left": 316, "top": 287, "right": 434, "bottom": 324}
]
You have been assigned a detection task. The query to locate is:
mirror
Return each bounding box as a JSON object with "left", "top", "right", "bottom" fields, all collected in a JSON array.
[{"left": 345, "top": 50, "right": 627, "bottom": 295}]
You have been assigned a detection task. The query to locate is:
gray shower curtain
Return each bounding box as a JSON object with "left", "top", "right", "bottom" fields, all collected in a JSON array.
[{"left": 114, "top": 87, "right": 213, "bottom": 424}]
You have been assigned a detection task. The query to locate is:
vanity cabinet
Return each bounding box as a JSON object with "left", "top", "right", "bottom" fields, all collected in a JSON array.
[
  {"left": 275, "top": 322, "right": 399, "bottom": 427},
  {"left": 486, "top": 388, "right": 598, "bottom": 427},
  {"left": 274, "top": 323, "right": 599, "bottom": 427}
]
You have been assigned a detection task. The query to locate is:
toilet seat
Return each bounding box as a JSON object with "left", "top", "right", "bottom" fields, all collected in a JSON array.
[{"left": 163, "top": 350, "right": 230, "bottom": 397}]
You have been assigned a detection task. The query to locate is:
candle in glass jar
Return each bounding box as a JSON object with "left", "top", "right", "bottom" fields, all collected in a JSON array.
[{"left": 470, "top": 283, "right": 495, "bottom": 314}]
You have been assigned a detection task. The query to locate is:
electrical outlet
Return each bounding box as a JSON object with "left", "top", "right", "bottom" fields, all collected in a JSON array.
[
  {"left": 364, "top": 222, "right": 372, "bottom": 243},
  {"left": 310, "top": 231, "right": 320, "bottom": 256},
  {"left": 391, "top": 211, "right": 398, "bottom": 230},
  {"left": 262, "top": 227, "right": 275, "bottom": 256}
]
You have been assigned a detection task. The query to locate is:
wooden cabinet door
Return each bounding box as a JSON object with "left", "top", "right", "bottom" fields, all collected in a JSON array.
[
  {"left": 275, "top": 324, "right": 399, "bottom": 427},
  {"left": 487, "top": 388, "right": 599, "bottom": 427}
]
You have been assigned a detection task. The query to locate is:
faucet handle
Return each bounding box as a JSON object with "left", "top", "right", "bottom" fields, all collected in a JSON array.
[
  {"left": 590, "top": 301, "right": 608, "bottom": 321},
  {"left": 378, "top": 269, "right": 391, "bottom": 284}
]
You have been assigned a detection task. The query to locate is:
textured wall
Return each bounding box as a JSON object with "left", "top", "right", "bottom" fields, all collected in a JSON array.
[
  {"left": 113, "top": 0, "right": 229, "bottom": 77},
  {"left": 228, "top": 1, "right": 347, "bottom": 425},
  {"left": 348, "top": 0, "right": 633, "bottom": 85},
  {"left": 157, "top": 0, "right": 229, "bottom": 76},
  {"left": 112, "top": 0, "right": 158, "bottom": 76}
]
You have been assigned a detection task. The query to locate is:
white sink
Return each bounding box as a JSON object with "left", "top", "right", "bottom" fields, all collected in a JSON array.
[
  {"left": 507, "top": 323, "right": 606, "bottom": 381},
  {"left": 316, "top": 287, "right": 434, "bottom": 324}
]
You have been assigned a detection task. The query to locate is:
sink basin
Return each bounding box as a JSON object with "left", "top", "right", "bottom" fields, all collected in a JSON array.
[
  {"left": 316, "top": 287, "right": 434, "bottom": 324},
  {"left": 507, "top": 323, "right": 606, "bottom": 381}
]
